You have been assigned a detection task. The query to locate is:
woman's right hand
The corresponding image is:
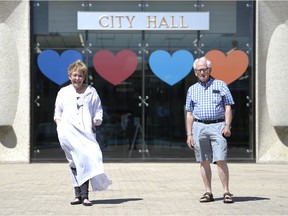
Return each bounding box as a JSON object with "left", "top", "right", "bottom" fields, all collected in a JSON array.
[{"left": 55, "top": 119, "right": 61, "bottom": 126}]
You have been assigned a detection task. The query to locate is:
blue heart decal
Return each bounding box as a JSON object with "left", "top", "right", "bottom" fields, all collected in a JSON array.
[
  {"left": 37, "top": 50, "right": 83, "bottom": 85},
  {"left": 149, "top": 50, "right": 194, "bottom": 85}
]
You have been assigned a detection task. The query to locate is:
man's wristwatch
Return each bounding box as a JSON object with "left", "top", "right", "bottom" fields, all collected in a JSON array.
[{"left": 224, "top": 123, "right": 231, "bottom": 129}]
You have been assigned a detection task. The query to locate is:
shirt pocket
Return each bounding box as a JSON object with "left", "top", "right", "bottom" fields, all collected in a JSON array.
[{"left": 212, "top": 92, "right": 222, "bottom": 104}]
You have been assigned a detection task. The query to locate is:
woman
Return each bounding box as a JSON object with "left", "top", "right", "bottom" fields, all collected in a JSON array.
[{"left": 54, "top": 60, "right": 112, "bottom": 206}]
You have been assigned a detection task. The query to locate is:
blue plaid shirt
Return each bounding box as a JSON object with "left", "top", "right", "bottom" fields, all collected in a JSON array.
[{"left": 185, "top": 77, "right": 234, "bottom": 120}]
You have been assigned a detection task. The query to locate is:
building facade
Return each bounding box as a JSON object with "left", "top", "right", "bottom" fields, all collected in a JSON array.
[{"left": 0, "top": 0, "right": 287, "bottom": 163}]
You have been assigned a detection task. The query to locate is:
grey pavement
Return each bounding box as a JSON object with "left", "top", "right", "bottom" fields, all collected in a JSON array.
[{"left": 0, "top": 162, "right": 288, "bottom": 216}]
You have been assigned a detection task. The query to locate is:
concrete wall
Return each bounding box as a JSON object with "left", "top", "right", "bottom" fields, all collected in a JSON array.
[
  {"left": 0, "top": 0, "right": 288, "bottom": 163},
  {"left": 0, "top": 0, "right": 30, "bottom": 163},
  {"left": 256, "top": 0, "right": 288, "bottom": 163}
]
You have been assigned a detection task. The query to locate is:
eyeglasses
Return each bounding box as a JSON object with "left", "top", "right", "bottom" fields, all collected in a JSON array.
[{"left": 194, "top": 68, "right": 209, "bottom": 73}]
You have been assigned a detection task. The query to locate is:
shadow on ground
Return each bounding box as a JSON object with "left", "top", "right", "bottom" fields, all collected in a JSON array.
[
  {"left": 92, "top": 198, "right": 143, "bottom": 205},
  {"left": 214, "top": 196, "right": 270, "bottom": 202}
]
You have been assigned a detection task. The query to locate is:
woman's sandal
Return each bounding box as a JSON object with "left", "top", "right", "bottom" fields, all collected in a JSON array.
[
  {"left": 82, "top": 198, "right": 92, "bottom": 206},
  {"left": 70, "top": 197, "right": 82, "bottom": 205},
  {"left": 199, "top": 192, "right": 215, "bottom": 203},
  {"left": 223, "top": 192, "right": 234, "bottom": 203}
]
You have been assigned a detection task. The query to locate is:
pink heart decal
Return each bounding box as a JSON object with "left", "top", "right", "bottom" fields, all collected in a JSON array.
[
  {"left": 93, "top": 50, "right": 138, "bottom": 85},
  {"left": 205, "top": 50, "right": 249, "bottom": 85}
]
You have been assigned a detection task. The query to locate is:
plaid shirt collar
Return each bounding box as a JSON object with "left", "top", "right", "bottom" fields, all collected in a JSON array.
[{"left": 198, "top": 76, "right": 215, "bottom": 89}]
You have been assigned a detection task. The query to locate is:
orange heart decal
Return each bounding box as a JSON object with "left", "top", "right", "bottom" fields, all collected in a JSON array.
[{"left": 205, "top": 50, "right": 249, "bottom": 85}]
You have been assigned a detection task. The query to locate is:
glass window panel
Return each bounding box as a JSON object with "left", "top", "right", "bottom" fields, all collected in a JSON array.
[{"left": 31, "top": 1, "right": 255, "bottom": 161}]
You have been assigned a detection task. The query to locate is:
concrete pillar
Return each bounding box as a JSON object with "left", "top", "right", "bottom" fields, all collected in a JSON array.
[
  {"left": 256, "top": 0, "right": 288, "bottom": 163},
  {"left": 0, "top": 0, "right": 30, "bottom": 162}
]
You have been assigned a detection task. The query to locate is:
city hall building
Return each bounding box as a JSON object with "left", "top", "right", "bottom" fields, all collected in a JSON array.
[{"left": 1, "top": 0, "right": 288, "bottom": 163}]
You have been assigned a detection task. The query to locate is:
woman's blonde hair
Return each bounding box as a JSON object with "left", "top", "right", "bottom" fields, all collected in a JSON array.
[{"left": 68, "top": 60, "right": 88, "bottom": 77}]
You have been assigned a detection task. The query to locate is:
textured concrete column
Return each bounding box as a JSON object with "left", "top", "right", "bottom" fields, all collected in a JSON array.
[
  {"left": 0, "top": 0, "right": 30, "bottom": 162},
  {"left": 256, "top": 0, "right": 288, "bottom": 163}
]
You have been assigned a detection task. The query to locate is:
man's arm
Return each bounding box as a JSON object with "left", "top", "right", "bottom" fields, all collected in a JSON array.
[
  {"left": 186, "top": 111, "right": 194, "bottom": 149},
  {"left": 223, "top": 105, "right": 232, "bottom": 137},
  {"left": 224, "top": 105, "right": 232, "bottom": 127}
]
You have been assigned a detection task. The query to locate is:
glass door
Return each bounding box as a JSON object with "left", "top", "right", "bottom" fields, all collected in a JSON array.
[
  {"left": 31, "top": 1, "right": 147, "bottom": 161},
  {"left": 86, "top": 30, "right": 144, "bottom": 159},
  {"left": 141, "top": 1, "right": 255, "bottom": 161}
]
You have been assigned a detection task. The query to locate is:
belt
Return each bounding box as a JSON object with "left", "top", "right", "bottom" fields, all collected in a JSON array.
[{"left": 194, "top": 119, "right": 224, "bottom": 124}]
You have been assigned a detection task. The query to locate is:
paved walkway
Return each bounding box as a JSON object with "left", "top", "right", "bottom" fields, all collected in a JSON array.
[{"left": 0, "top": 162, "right": 287, "bottom": 216}]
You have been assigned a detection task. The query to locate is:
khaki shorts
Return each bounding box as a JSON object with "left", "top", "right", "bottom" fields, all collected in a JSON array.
[{"left": 192, "top": 122, "right": 227, "bottom": 164}]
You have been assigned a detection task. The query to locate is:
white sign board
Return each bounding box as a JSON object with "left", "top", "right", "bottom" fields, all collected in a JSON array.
[{"left": 77, "top": 12, "right": 209, "bottom": 31}]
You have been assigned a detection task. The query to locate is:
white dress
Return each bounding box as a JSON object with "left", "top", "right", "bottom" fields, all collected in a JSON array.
[{"left": 54, "top": 84, "right": 112, "bottom": 191}]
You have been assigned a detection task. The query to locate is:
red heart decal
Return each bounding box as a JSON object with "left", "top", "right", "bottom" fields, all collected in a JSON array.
[
  {"left": 93, "top": 49, "right": 138, "bottom": 85},
  {"left": 205, "top": 50, "right": 249, "bottom": 85}
]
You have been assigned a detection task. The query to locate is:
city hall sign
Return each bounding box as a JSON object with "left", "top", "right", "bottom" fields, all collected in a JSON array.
[{"left": 77, "top": 12, "right": 209, "bottom": 31}]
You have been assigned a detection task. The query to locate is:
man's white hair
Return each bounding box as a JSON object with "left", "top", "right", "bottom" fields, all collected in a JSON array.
[{"left": 193, "top": 56, "right": 212, "bottom": 68}]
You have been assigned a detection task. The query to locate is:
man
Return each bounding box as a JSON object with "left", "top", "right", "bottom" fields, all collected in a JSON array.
[{"left": 185, "top": 56, "right": 234, "bottom": 203}]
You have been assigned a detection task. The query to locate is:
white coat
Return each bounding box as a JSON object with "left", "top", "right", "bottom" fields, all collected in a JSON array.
[{"left": 54, "top": 84, "right": 112, "bottom": 191}]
